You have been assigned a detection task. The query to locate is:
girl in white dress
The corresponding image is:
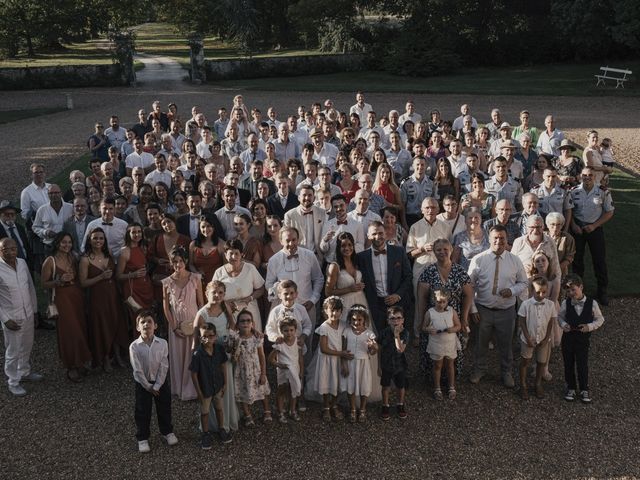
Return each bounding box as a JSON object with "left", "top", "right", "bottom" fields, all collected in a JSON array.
[
  {"left": 422, "top": 288, "right": 461, "bottom": 400},
  {"left": 268, "top": 317, "right": 304, "bottom": 424},
  {"left": 310, "top": 296, "right": 352, "bottom": 422},
  {"left": 340, "top": 304, "right": 378, "bottom": 423}
]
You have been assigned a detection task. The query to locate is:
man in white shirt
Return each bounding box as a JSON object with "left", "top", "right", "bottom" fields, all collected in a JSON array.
[
  {"left": 314, "top": 166, "right": 341, "bottom": 197},
  {"left": 347, "top": 189, "right": 381, "bottom": 242},
  {"left": 196, "top": 126, "right": 214, "bottom": 160},
  {"left": 447, "top": 139, "right": 467, "bottom": 178},
  {"left": 468, "top": 225, "right": 528, "bottom": 388},
  {"left": 452, "top": 104, "right": 478, "bottom": 132},
  {"left": 287, "top": 115, "right": 308, "bottom": 153},
  {"left": 310, "top": 128, "right": 339, "bottom": 173},
  {"left": 214, "top": 186, "right": 251, "bottom": 240},
  {"left": 125, "top": 138, "right": 155, "bottom": 176},
  {"left": 319, "top": 194, "right": 365, "bottom": 263},
  {"left": 398, "top": 100, "right": 422, "bottom": 126},
  {"left": 0, "top": 238, "right": 41, "bottom": 396},
  {"left": 349, "top": 91, "right": 373, "bottom": 120},
  {"left": 104, "top": 115, "right": 127, "bottom": 151},
  {"left": 239, "top": 133, "right": 267, "bottom": 171},
  {"left": 144, "top": 153, "right": 173, "bottom": 187},
  {"left": 20, "top": 163, "right": 50, "bottom": 223},
  {"left": 382, "top": 110, "right": 405, "bottom": 149},
  {"left": 358, "top": 110, "right": 386, "bottom": 145},
  {"left": 484, "top": 157, "right": 523, "bottom": 211},
  {"left": 265, "top": 227, "right": 323, "bottom": 320},
  {"left": 274, "top": 123, "right": 300, "bottom": 161},
  {"left": 177, "top": 152, "right": 197, "bottom": 181},
  {"left": 536, "top": 115, "right": 565, "bottom": 157},
  {"left": 83, "top": 197, "right": 128, "bottom": 259},
  {"left": 32, "top": 185, "right": 73, "bottom": 250},
  {"left": 169, "top": 120, "right": 186, "bottom": 152}
]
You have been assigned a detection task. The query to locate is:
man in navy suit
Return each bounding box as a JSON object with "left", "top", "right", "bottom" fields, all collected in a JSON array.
[
  {"left": 357, "top": 221, "right": 413, "bottom": 332},
  {"left": 266, "top": 174, "right": 299, "bottom": 221},
  {"left": 176, "top": 192, "right": 226, "bottom": 242}
]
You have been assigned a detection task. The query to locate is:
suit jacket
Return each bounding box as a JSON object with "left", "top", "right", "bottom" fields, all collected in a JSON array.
[
  {"left": 176, "top": 212, "right": 227, "bottom": 241},
  {"left": 266, "top": 192, "right": 299, "bottom": 221},
  {"left": 213, "top": 188, "right": 251, "bottom": 210},
  {"left": 0, "top": 221, "right": 31, "bottom": 262},
  {"left": 62, "top": 215, "right": 96, "bottom": 253},
  {"left": 240, "top": 176, "right": 275, "bottom": 199},
  {"left": 284, "top": 205, "right": 326, "bottom": 256},
  {"left": 357, "top": 245, "right": 413, "bottom": 327}
]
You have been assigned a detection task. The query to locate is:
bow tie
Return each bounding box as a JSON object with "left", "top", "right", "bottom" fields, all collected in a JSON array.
[
  {"left": 287, "top": 254, "right": 299, "bottom": 260},
  {"left": 190, "top": 215, "right": 199, "bottom": 220},
  {"left": 337, "top": 220, "right": 347, "bottom": 225},
  {"left": 225, "top": 210, "right": 236, "bottom": 214},
  {"left": 102, "top": 222, "right": 113, "bottom": 226},
  {"left": 75, "top": 218, "right": 86, "bottom": 223},
  {"left": 374, "top": 249, "right": 387, "bottom": 256},
  {"left": 302, "top": 210, "right": 313, "bottom": 215},
  {"left": 357, "top": 212, "right": 367, "bottom": 216},
  {"left": 534, "top": 301, "right": 546, "bottom": 306},
  {"left": 571, "top": 299, "right": 585, "bottom": 306}
]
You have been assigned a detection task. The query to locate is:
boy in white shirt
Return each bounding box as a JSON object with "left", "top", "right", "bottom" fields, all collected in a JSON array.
[{"left": 517, "top": 277, "right": 556, "bottom": 400}]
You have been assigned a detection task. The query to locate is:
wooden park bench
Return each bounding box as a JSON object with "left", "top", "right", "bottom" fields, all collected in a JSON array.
[{"left": 595, "top": 66, "right": 632, "bottom": 88}]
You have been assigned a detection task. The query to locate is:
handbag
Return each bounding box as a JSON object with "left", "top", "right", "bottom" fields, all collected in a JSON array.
[
  {"left": 178, "top": 320, "right": 195, "bottom": 336},
  {"left": 47, "top": 256, "right": 59, "bottom": 319},
  {"left": 125, "top": 277, "right": 143, "bottom": 312}
]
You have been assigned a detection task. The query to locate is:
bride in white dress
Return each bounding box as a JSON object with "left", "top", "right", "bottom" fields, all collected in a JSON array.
[{"left": 325, "top": 231, "right": 382, "bottom": 402}]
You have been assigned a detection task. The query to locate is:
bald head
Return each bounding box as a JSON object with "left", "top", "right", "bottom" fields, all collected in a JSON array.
[{"left": 0, "top": 238, "right": 17, "bottom": 264}]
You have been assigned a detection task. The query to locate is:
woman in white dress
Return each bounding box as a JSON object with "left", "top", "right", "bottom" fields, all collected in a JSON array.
[
  {"left": 325, "top": 231, "right": 382, "bottom": 402},
  {"left": 212, "top": 239, "right": 266, "bottom": 331}
]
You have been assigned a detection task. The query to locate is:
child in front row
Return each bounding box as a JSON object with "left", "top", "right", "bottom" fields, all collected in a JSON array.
[
  {"left": 268, "top": 317, "right": 304, "bottom": 423},
  {"left": 190, "top": 323, "right": 231, "bottom": 450},
  {"left": 517, "top": 277, "right": 556, "bottom": 400},
  {"left": 233, "top": 310, "right": 272, "bottom": 426},
  {"left": 557, "top": 274, "right": 605, "bottom": 404},
  {"left": 378, "top": 306, "right": 409, "bottom": 421},
  {"left": 340, "top": 304, "right": 378, "bottom": 423},
  {"left": 129, "top": 311, "right": 177, "bottom": 453},
  {"left": 422, "top": 288, "right": 461, "bottom": 401},
  {"left": 310, "top": 296, "right": 352, "bottom": 422}
]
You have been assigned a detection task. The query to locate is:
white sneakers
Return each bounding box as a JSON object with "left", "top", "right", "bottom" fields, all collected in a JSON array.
[
  {"left": 8, "top": 385, "right": 27, "bottom": 397},
  {"left": 138, "top": 433, "right": 178, "bottom": 453},
  {"left": 138, "top": 440, "right": 151, "bottom": 453},
  {"left": 163, "top": 433, "right": 179, "bottom": 446}
]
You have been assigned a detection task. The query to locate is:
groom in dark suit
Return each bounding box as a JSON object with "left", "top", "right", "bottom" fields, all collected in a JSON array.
[{"left": 357, "top": 221, "right": 413, "bottom": 333}]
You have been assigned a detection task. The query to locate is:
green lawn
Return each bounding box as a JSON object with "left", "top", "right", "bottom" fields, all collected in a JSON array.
[
  {"left": 214, "top": 64, "right": 640, "bottom": 97},
  {"left": 0, "top": 44, "right": 113, "bottom": 68},
  {"left": 0, "top": 107, "right": 67, "bottom": 124}
]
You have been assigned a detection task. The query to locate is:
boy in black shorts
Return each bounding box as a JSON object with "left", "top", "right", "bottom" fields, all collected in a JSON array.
[{"left": 378, "top": 306, "right": 409, "bottom": 420}]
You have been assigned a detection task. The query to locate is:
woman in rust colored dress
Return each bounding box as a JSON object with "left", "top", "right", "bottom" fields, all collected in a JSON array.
[
  {"left": 233, "top": 212, "right": 262, "bottom": 269},
  {"left": 148, "top": 213, "right": 190, "bottom": 302},
  {"left": 41, "top": 232, "right": 91, "bottom": 382},
  {"left": 79, "top": 227, "right": 128, "bottom": 372},
  {"left": 116, "top": 223, "right": 155, "bottom": 336},
  {"left": 189, "top": 214, "right": 224, "bottom": 289}
]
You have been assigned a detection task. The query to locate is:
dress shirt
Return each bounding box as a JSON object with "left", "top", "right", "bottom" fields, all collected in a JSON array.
[
  {"left": 0, "top": 258, "right": 37, "bottom": 322},
  {"left": 32, "top": 202, "right": 73, "bottom": 245},
  {"left": 452, "top": 115, "right": 478, "bottom": 132},
  {"left": 265, "top": 248, "right": 323, "bottom": 305},
  {"left": 73, "top": 216, "right": 89, "bottom": 247},
  {"left": 240, "top": 147, "right": 267, "bottom": 171},
  {"left": 82, "top": 216, "right": 128, "bottom": 259},
  {"left": 213, "top": 119, "right": 229, "bottom": 140},
  {"left": 170, "top": 133, "right": 186, "bottom": 152},
  {"left": 214, "top": 205, "right": 251, "bottom": 240},
  {"left": 347, "top": 192, "right": 385, "bottom": 217},
  {"left": 536, "top": 129, "right": 565, "bottom": 157},
  {"left": 125, "top": 151, "right": 154, "bottom": 170},
  {"left": 319, "top": 217, "right": 365, "bottom": 263},
  {"left": 399, "top": 112, "right": 422, "bottom": 126},
  {"left": 265, "top": 303, "right": 312, "bottom": 354},
  {"left": 196, "top": 141, "right": 213, "bottom": 159},
  {"left": 144, "top": 169, "right": 172, "bottom": 187},
  {"left": 406, "top": 218, "right": 450, "bottom": 280},
  {"left": 517, "top": 297, "right": 557, "bottom": 344},
  {"left": 484, "top": 176, "right": 523, "bottom": 211},
  {"left": 347, "top": 209, "right": 382, "bottom": 241},
  {"left": 312, "top": 142, "right": 339, "bottom": 173},
  {"left": 20, "top": 182, "right": 50, "bottom": 221},
  {"left": 447, "top": 155, "right": 467, "bottom": 178},
  {"left": 531, "top": 184, "right": 573, "bottom": 216},
  {"left": 188, "top": 213, "right": 201, "bottom": 240},
  {"left": 570, "top": 184, "right": 614, "bottom": 225},
  {"left": 400, "top": 175, "right": 435, "bottom": 215},
  {"left": 557, "top": 297, "right": 605, "bottom": 332},
  {"left": 104, "top": 126, "right": 126, "bottom": 150},
  {"left": 349, "top": 102, "right": 373, "bottom": 120},
  {"left": 129, "top": 335, "right": 169, "bottom": 391},
  {"left": 386, "top": 148, "right": 413, "bottom": 179},
  {"left": 274, "top": 139, "right": 300, "bottom": 161},
  {"left": 468, "top": 249, "right": 528, "bottom": 309},
  {"left": 371, "top": 248, "right": 388, "bottom": 297}
]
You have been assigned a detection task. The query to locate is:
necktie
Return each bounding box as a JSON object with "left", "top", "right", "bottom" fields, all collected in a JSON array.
[
  {"left": 374, "top": 249, "right": 386, "bottom": 256},
  {"left": 252, "top": 151, "right": 256, "bottom": 161},
  {"left": 492, "top": 254, "right": 500, "bottom": 295},
  {"left": 8, "top": 226, "right": 26, "bottom": 260},
  {"left": 337, "top": 220, "right": 347, "bottom": 225},
  {"left": 102, "top": 222, "right": 113, "bottom": 226}
]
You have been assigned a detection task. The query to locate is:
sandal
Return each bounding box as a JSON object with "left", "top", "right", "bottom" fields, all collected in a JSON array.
[
  {"left": 244, "top": 415, "right": 255, "bottom": 427},
  {"left": 322, "top": 408, "right": 331, "bottom": 422},
  {"left": 358, "top": 410, "right": 367, "bottom": 423},
  {"left": 67, "top": 369, "right": 83, "bottom": 383},
  {"left": 433, "top": 389, "right": 443, "bottom": 401},
  {"left": 332, "top": 406, "right": 344, "bottom": 420},
  {"left": 448, "top": 388, "right": 457, "bottom": 400},
  {"left": 263, "top": 411, "right": 273, "bottom": 423},
  {"left": 349, "top": 409, "right": 357, "bottom": 423}
]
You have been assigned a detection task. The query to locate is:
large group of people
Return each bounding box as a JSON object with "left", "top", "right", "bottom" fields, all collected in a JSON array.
[{"left": 0, "top": 93, "right": 614, "bottom": 452}]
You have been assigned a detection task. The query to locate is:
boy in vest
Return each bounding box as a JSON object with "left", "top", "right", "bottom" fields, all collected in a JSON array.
[{"left": 557, "top": 274, "right": 605, "bottom": 403}]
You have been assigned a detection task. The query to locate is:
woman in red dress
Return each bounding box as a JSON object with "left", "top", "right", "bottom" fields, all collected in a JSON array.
[
  {"left": 116, "top": 223, "right": 155, "bottom": 336},
  {"left": 189, "top": 214, "right": 224, "bottom": 289},
  {"left": 41, "top": 232, "right": 91, "bottom": 382},
  {"left": 79, "top": 228, "right": 128, "bottom": 372}
]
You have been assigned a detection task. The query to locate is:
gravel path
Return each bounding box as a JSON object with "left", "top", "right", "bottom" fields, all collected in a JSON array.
[{"left": 1, "top": 298, "right": 638, "bottom": 479}]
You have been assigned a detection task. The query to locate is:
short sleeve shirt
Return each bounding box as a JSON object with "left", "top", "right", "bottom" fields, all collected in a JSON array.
[
  {"left": 189, "top": 345, "right": 227, "bottom": 398},
  {"left": 377, "top": 326, "right": 409, "bottom": 374}
]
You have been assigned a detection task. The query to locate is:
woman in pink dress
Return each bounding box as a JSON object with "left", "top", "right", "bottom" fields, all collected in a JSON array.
[{"left": 162, "top": 245, "right": 203, "bottom": 401}]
